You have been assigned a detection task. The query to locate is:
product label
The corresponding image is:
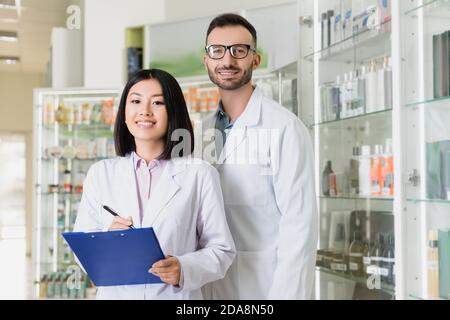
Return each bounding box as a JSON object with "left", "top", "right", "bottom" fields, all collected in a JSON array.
[
  {"left": 379, "top": 267, "right": 389, "bottom": 277},
  {"left": 331, "top": 263, "right": 347, "bottom": 272},
  {"left": 366, "top": 265, "right": 379, "bottom": 275},
  {"left": 349, "top": 253, "right": 363, "bottom": 258},
  {"left": 349, "top": 262, "right": 360, "bottom": 271}
]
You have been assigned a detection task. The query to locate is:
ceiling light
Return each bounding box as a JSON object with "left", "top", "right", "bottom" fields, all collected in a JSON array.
[
  {"left": 0, "top": 31, "right": 18, "bottom": 42},
  {"left": 0, "top": 0, "right": 15, "bottom": 10},
  {"left": 0, "top": 56, "right": 19, "bottom": 64}
]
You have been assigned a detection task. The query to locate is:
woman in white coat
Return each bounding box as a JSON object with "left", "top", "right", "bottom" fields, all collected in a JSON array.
[{"left": 73, "top": 69, "right": 236, "bottom": 299}]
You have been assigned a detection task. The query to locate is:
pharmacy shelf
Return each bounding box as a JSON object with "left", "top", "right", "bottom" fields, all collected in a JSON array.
[
  {"left": 34, "top": 227, "right": 72, "bottom": 232},
  {"left": 405, "top": 95, "right": 450, "bottom": 108},
  {"left": 316, "top": 266, "right": 395, "bottom": 296},
  {"left": 319, "top": 195, "right": 394, "bottom": 202},
  {"left": 38, "top": 192, "right": 82, "bottom": 196},
  {"left": 311, "top": 108, "right": 392, "bottom": 128},
  {"left": 404, "top": 0, "right": 450, "bottom": 17},
  {"left": 35, "top": 261, "right": 74, "bottom": 267},
  {"left": 406, "top": 198, "right": 450, "bottom": 205},
  {"left": 39, "top": 157, "right": 106, "bottom": 162},
  {"left": 303, "top": 21, "right": 391, "bottom": 63},
  {"left": 43, "top": 123, "right": 114, "bottom": 131}
]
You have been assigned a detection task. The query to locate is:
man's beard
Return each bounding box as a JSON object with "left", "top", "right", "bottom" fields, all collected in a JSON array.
[{"left": 207, "top": 65, "right": 253, "bottom": 90}]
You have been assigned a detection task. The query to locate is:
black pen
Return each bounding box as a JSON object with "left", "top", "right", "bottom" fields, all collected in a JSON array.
[{"left": 102, "top": 205, "right": 135, "bottom": 229}]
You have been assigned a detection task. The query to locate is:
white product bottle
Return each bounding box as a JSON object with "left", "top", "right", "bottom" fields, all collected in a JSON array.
[
  {"left": 332, "top": 76, "right": 342, "bottom": 120},
  {"left": 366, "top": 4, "right": 380, "bottom": 30},
  {"left": 334, "top": 2, "right": 343, "bottom": 44},
  {"left": 338, "top": 75, "right": 346, "bottom": 120},
  {"left": 371, "top": 144, "right": 383, "bottom": 196},
  {"left": 346, "top": 72, "right": 354, "bottom": 117},
  {"left": 359, "top": 66, "right": 367, "bottom": 115},
  {"left": 365, "top": 60, "right": 378, "bottom": 113},
  {"left": 342, "top": 0, "right": 353, "bottom": 39},
  {"left": 341, "top": 73, "right": 349, "bottom": 119},
  {"left": 352, "top": 0, "right": 365, "bottom": 35},
  {"left": 377, "top": 56, "right": 393, "bottom": 111},
  {"left": 352, "top": 70, "right": 361, "bottom": 115},
  {"left": 359, "top": 145, "right": 372, "bottom": 196},
  {"left": 322, "top": 13, "right": 329, "bottom": 49}
]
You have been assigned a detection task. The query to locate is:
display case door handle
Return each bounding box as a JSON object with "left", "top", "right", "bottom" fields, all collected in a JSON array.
[
  {"left": 299, "top": 16, "right": 313, "bottom": 28},
  {"left": 407, "top": 169, "right": 420, "bottom": 187}
]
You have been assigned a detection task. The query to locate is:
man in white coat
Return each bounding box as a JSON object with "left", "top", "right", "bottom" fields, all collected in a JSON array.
[{"left": 199, "top": 13, "right": 318, "bottom": 300}]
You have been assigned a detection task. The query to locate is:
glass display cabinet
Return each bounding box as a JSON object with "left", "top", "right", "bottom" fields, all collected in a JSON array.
[
  {"left": 298, "top": 0, "right": 396, "bottom": 299},
  {"left": 399, "top": 0, "right": 450, "bottom": 300},
  {"left": 32, "top": 88, "right": 120, "bottom": 299}
]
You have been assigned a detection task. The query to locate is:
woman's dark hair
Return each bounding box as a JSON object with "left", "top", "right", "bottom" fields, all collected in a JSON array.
[
  {"left": 206, "top": 13, "right": 257, "bottom": 47},
  {"left": 114, "top": 69, "right": 194, "bottom": 160}
]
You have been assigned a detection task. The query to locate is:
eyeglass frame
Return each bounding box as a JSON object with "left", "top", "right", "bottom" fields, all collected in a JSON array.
[{"left": 205, "top": 44, "right": 257, "bottom": 60}]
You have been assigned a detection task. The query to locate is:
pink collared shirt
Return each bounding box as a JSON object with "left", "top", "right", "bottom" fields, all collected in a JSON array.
[{"left": 132, "top": 152, "right": 167, "bottom": 224}]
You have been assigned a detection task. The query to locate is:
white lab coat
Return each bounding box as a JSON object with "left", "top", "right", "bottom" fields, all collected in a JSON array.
[
  {"left": 199, "top": 86, "right": 318, "bottom": 300},
  {"left": 73, "top": 155, "right": 236, "bottom": 300}
]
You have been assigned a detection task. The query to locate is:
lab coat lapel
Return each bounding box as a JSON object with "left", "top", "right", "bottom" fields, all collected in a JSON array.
[
  {"left": 142, "top": 158, "right": 185, "bottom": 226},
  {"left": 120, "top": 155, "right": 142, "bottom": 228},
  {"left": 201, "top": 113, "right": 218, "bottom": 165},
  {"left": 217, "top": 126, "right": 247, "bottom": 164},
  {"left": 217, "top": 86, "right": 263, "bottom": 165}
]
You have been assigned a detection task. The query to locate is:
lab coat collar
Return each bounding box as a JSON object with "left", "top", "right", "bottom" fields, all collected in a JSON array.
[
  {"left": 121, "top": 154, "right": 186, "bottom": 228},
  {"left": 142, "top": 156, "right": 187, "bottom": 226},
  {"left": 231, "top": 85, "right": 263, "bottom": 129},
  {"left": 217, "top": 86, "right": 263, "bottom": 164}
]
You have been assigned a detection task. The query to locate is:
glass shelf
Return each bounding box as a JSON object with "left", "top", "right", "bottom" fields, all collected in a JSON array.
[
  {"left": 35, "top": 261, "right": 75, "bottom": 267},
  {"left": 35, "top": 226, "right": 72, "bottom": 232},
  {"left": 319, "top": 195, "right": 394, "bottom": 202},
  {"left": 38, "top": 192, "right": 83, "bottom": 197},
  {"left": 316, "top": 266, "right": 395, "bottom": 295},
  {"left": 404, "top": 0, "right": 450, "bottom": 17},
  {"left": 406, "top": 198, "right": 450, "bottom": 204},
  {"left": 405, "top": 95, "right": 450, "bottom": 108},
  {"left": 43, "top": 123, "right": 114, "bottom": 131},
  {"left": 312, "top": 108, "right": 392, "bottom": 127},
  {"left": 409, "top": 294, "right": 448, "bottom": 300},
  {"left": 304, "top": 20, "right": 391, "bottom": 63},
  {"left": 39, "top": 157, "right": 106, "bottom": 162}
]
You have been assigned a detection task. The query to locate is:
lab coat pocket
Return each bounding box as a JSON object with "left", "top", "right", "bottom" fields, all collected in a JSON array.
[
  {"left": 237, "top": 249, "right": 276, "bottom": 300},
  {"left": 220, "top": 164, "right": 270, "bottom": 206}
]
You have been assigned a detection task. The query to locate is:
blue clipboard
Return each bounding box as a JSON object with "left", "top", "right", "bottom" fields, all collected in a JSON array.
[{"left": 62, "top": 228, "right": 165, "bottom": 287}]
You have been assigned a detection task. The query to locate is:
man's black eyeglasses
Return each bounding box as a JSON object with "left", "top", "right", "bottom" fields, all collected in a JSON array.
[{"left": 205, "top": 44, "right": 256, "bottom": 60}]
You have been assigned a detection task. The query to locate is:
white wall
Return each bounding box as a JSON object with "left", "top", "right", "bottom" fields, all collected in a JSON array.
[
  {"left": 0, "top": 72, "right": 44, "bottom": 256},
  {"left": 83, "top": 0, "right": 165, "bottom": 88},
  {"left": 0, "top": 73, "right": 43, "bottom": 132},
  {"left": 164, "top": 0, "right": 294, "bottom": 21}
]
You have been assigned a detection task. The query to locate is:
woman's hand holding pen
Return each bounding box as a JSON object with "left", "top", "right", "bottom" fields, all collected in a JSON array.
[
  {"left": 108, "top": 216, "right": 134, "bottom": 231},
  {"left": 149, "top": 256, "right": 181, "bottom": 286}
]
